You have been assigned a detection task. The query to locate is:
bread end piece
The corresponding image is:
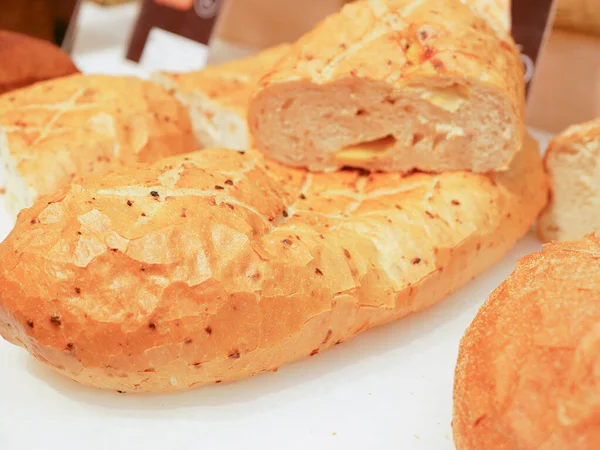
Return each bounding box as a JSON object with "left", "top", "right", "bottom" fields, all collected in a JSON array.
[
  {"left": 248, "top": 0, "right": 524, "bottom": 173},
  {"left": 537, "top": 118, "right": 600, "bottom": 242}
]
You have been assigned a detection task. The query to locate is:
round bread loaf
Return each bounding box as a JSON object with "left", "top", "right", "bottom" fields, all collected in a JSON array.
[
  {"left": 454, "top": 234, "right": 600, "bottom": 449},
  {"left": 0, "top": 30, "right": 79, "bottom": 95}
]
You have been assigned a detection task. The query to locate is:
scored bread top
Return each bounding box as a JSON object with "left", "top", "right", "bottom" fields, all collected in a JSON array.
[
  {"left": 0, "top": 31, "right": 80, "bottom": 95},
  {"left": 453, "top": 234, "right": 600, "bottom": 450},
  {"left": 537, "top": 118, "right": 600, "bottom": 242},
  {"left": 0, "top": 134, "right": 547, "bottom": 392},
  {"left": 0, "top": 74, "right": 196, "bottom": 215},
  {"left": 249, "top": 0, "right": 524, "bottom": 173}
]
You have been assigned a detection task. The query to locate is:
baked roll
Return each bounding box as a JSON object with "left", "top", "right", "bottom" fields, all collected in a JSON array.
[
  {"left": 0, "top": 74, "right": 196, "bottom": 216},
  {"left": 538, "top": 117, "right": 600, "bottom": 242},
  {"left": 0, "top": 135, "right": 546, "bottom": 392},
  {"left": 153, "top": 44, "right": 290, "bottom": 150},
  {"left": 453, "top": 234, "right": 600, "bottom": 450},
  {"left": 248, "top": 0, "right": 524, "bottom": 173},
  {"left": 0, "top": 31, "right": 79, "bottom": 95}
]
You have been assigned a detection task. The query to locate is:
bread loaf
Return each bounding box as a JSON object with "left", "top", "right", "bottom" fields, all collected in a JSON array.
[
  {"left": 0, "top": 134, "right": 546, "bottom": 393},
  {"left": 0, "top": 74, "right": 196, "bottom": 217},
  {"left": 469, "top": 0, "right": 511, "bottom": 35},
  {"left": 0, "top": 31, "right": 79, "bottom": 95},
  {"left": 453, "top": 234, "right": 600, "bottom": 450},
  {"left": 153, "top": 44, "right": 290, "bottom": 150},
  {"left": 538, "top": 117, "right": 600, "bottom": 242},
  {"left": 248, "top": 0, "right": 524, "bottom": 173}
]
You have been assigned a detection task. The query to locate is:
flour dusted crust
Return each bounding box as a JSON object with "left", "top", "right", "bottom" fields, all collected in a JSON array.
[
  {"left": 453, "top": 234, "right": 600, "bottom": 450},
  {"left": 468, "top": 0, "right": 511, "bottom": 34},
  {"left": 153, "top": 44, "right": 290, "bottom": 150},
  {"left": 0, "top": 31, "right": 79, "bottom": 95},
  {"left": 538, "top": 118, "right": 600, "bottom": 242},
  {"left": 0, "top": 74, "right": 196, "bottom": 216},
  {"left": 248, "top": 0, "right": 524, "bottom": 173},
  {"left": 0, "top": 134, "right": 546, "bottom": 392}
]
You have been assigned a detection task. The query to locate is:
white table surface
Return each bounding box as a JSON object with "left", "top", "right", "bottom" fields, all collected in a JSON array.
[{"left": 0, "top": 4, "right": 554, "bottom": 449}]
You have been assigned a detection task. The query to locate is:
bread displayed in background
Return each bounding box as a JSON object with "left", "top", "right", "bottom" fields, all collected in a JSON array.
[
  {"left": 154, "top": 44, "right": 289, "bottom": 150},
  {"left": 248, "top": 0, "right": 524, "bottom": 173},
  {"left": 0, "top": 133, "right": 546, "bottom": 392},
  {"left": 0, "top": 74, "right": 196, "bottom": 217},
  {"left": 538, "top": 117, "right": 600, "bottom": 242},
  {"left": 453, "top": 234, "right": 600, "bottom": 450},
  {"left": 0, "top": 30, "right": 79, "bottom": 95}
]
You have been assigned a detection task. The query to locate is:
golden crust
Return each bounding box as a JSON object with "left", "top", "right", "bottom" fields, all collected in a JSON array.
[
  {"left": 0, "top": 134, "right": 546, "bottom": 392},
  {"left": 153, "top": 45, "right": 290, "bottom": 150},
  {"left": 453, "top": 234, "right": 600, "bottom": 450},
  {"left": 0, "top": 74, "right": 196, "bottom": 212},
  {"left": 0, "top": 31, "right": 79, "bottom": 95},
  {"left": 537, "top": 118, "right": 600, "bottom": 242},
  {"left": 248, "top": 0, "right": 524, "bottom": 173},
  {"left": 468, "top": 0, "right": 511, "bottom": 34}
]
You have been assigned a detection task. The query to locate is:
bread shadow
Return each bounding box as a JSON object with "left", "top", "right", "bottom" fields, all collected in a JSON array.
[{"left": 25, "top": 233, "right": 542, "bottom": 419}]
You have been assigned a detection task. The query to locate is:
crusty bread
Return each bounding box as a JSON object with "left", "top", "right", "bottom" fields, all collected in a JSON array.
[
  {"left": 468, "top": 0, "right": 511, "bottom": 35},
  {"left": 453, "top": 234, "right": 600, "bottom": 450},
  {"left": 0, "top": 31, "right": 79, "bottom": 95},
  {"left": 0, "top": 134, "right": 546, "bottom": 393},
  {"left": 248, "top": 0, "right": 524, "bottom": 173},
  {"left": 0, "top": 74, "right": 196, "bottom": 217},
  {"left": 537, "top": 117, "right": 600, "bottom": 242},
  {"left": 153, "top": 44, "right": 290, "bottom": 150}
]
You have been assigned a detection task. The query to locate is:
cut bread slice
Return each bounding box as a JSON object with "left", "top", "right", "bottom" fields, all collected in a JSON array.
[
  {"left": 153, "top": 44, "right": 290, "bottom": 151},
  {"left": 538, "top": 118, "right": 600, "bottom": 242},
  {"left": 0, "top": 74, "right": 196, "bottom": 217},
  {"left": 248, "top": 0, "right": 524, "bottom": 173},
  {"left": 0, "top": 134, "right": 547, "bottom": 392}
]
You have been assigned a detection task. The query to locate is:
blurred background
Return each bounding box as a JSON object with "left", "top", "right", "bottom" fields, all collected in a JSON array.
[{"left": 0, "top": 0, "right": 598, "bottom": 133}]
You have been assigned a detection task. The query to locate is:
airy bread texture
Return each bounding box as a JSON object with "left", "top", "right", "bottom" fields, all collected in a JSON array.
[
  {"left": 153, "top": 44, "right": 290, "bottom": 150},
  {"left": 0, "top": 134, "right": 546, "bottom": 393},
  {"left": 0, "top": 31, "right": 79, "bottom": 95},
  {"left": 0, "top": 74, "right": 196, "bottom": 217},
  {"left": 453, "top": 234, "right": 600, "bottom": 450},
  {"left": 538, "top": 118, "right": 600, "bottom": 242},
  {"left": 248, "top": 0, "right": 524, "bottom": 173}
]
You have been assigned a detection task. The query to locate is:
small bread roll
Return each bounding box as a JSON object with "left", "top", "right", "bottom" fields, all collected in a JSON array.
[
  {"left": 153, "top": 44, "right": 290, "bottom": 150},
  {"left": 454, "top": 234, "right": 600, "bottom": 449},
  {"left": 0, "top": 74, "right": 196, "bottom": 217},
  {"left": 248, "top": 0, "right": 524, "bottom": 173},
  {"left": 538, "top": 118, "right": 600, "bottom": 242},
  {"left": 0, "top": 31, "right": 79, "bottom": 95},
  {"left": 0, "top": 134, "right": 546, "bottom": 393}
]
